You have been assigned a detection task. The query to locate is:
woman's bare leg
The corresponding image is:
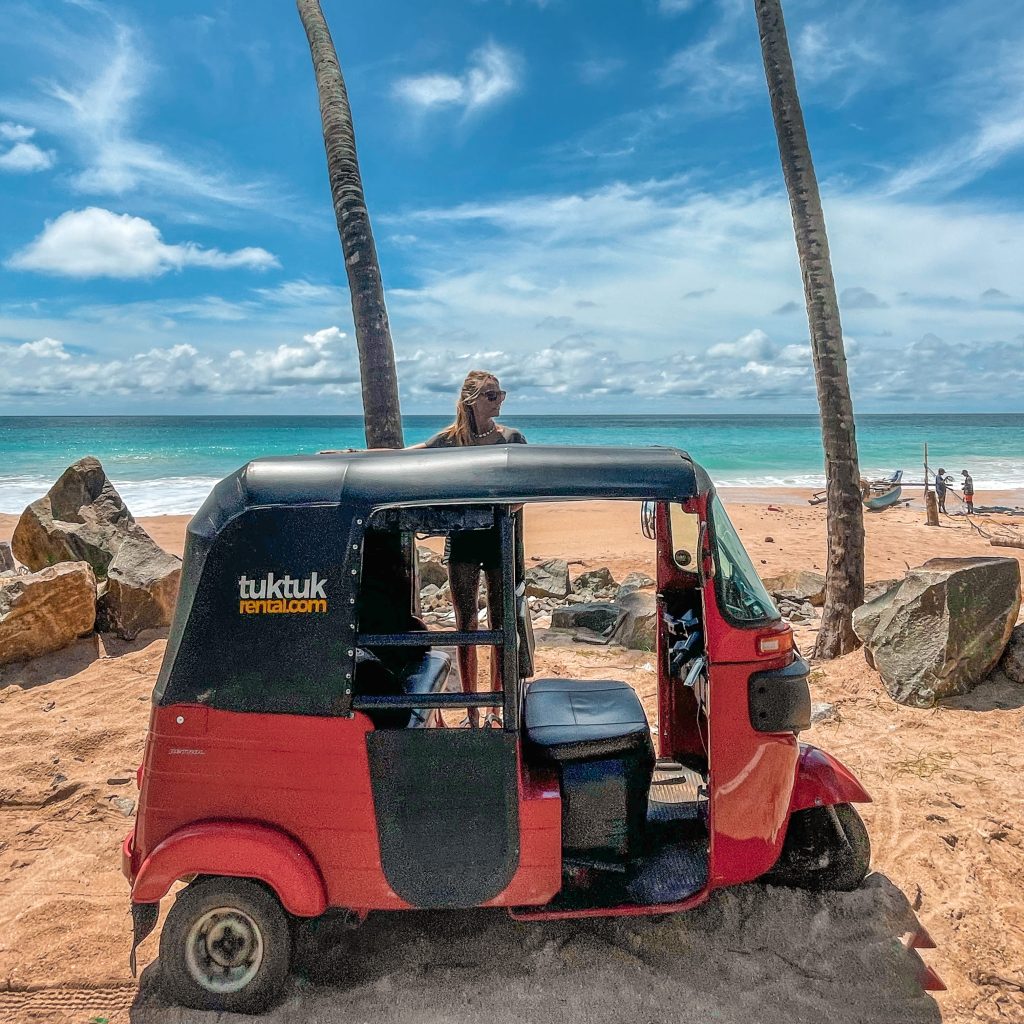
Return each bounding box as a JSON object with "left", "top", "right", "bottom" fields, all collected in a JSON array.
[{"left": 450, "top": 561, "right": 481, "bottom": 726}]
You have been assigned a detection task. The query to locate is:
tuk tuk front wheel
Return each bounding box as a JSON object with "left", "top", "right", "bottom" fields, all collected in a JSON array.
[
  {"left": 158, "top": 877, "right": 291, "bottom": 1013},
  {"left": 765, "top": 802, "right": 871, "bottom": 892}
]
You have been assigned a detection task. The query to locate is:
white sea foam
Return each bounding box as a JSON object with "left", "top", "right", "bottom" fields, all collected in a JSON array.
[{"left": 0, "top": 476, "right": 223, "bottom": 516}]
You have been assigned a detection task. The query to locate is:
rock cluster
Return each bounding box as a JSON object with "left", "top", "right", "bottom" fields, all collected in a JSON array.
[
  {"left": 0, "top": 458, "right": 182, "bottom": 665},
  {"left": 417, "top": 555, "right": 658, "bottom": 650},
  {"left": 759, "top": 570, "right": 825, "bottom": 626}
]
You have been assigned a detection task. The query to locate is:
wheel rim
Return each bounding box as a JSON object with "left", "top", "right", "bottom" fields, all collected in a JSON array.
[{"left": 184, "top": 905, "right": 265, "bottom": 994}]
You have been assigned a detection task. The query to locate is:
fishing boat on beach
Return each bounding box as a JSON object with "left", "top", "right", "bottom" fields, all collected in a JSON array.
[
  {"left": 861, "top": 470, "right": 903, "bottom": 510},
  {"left": 808, "top": 470, "right": 904, "bottom": 510}
]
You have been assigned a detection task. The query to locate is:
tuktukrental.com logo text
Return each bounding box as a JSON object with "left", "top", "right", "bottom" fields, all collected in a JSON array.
[{"left": 238, "top": 572, "right": 328, "bottom": 614}]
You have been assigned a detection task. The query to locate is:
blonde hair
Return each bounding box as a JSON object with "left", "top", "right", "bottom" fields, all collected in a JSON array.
[{"left": 437, "top": 370, "right": 500, "bottom": 447}]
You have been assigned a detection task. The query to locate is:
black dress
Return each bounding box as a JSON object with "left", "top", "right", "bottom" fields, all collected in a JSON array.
[{"left": 422, "top": 427, "right": 527, "bottom": 570}]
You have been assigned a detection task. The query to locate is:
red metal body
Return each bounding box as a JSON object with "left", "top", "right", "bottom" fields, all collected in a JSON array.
[
  {"left": 124, "top": 494, "right": 869, "bottom": 921},
  {"left": 125, "top": 704, "right": 561, "bottom": 912}
]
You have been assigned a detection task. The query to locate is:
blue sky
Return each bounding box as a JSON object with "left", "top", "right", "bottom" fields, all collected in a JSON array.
[{"left": 1, "top": 0, "right": 1022, "bottom": 415}]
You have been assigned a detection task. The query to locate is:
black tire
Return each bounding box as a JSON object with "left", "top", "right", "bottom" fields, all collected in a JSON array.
[
  {"left": 158, "top": 877, "right": 292, "bottom": 1014},
  {"left": 765, "top": 802, "right": 871, "bottom": 892}
]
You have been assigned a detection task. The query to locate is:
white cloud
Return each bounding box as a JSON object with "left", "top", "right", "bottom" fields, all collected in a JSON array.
[
  {"left": 659, "top": 0, "right": 698, "bottom": 13},
  {"left": 393, "top": 42, "right": 521, "bottom": 114},
  {"left": 887, "top": 113, "right": 1024, "bottom": 195},
  {"left": 0, "top": 327, "right": 356, "bottom": 400},
  {"left": 0, "top": 121, "right": 54, "bottom": 172},
  {"left": 8, "top": 208, "right": 278, "bottom": 279},
  {"left": 0, "top": 141, "right": 55, "bottom": 173},
  {"left": 659, "top": 1, "right": 758, "bottom": 112},
  {"left": 10, "top": 337, "right": 71, "bottom": 360},
  {"left": 0, "top": 121, "right": 36, "bottom": 142},
  {"left": 0, "top": 19, "right": 270, "bottom": 207}
]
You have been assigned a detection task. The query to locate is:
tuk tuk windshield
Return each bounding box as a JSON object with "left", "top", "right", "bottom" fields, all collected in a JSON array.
[{"left": 709, "top": 495, "right": 780, "bottom": 625}]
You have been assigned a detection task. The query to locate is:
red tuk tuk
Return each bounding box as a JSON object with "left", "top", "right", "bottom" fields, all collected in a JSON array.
[{"left": 123, "top": 445, "right": 870, "bottom": 1012}]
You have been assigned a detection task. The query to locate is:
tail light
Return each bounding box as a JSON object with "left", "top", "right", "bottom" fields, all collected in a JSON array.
[{"left": 756, "top": 625, "right": 793, "bottom": 657}]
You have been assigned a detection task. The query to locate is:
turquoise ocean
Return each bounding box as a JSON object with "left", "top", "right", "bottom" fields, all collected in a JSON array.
[{"left": 1, "top": 414, "right": 1022, "bottom": 516}]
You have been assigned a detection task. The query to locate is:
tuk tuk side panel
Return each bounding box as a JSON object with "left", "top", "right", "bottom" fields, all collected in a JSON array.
[
  {"left": 133, "top": 705, "right": 419, "bottom": 911},
  {"left": 155, "top": 504, "right": 367, "bottom": 718},
  {"left": 133, "top": 704, "right": 564, "bottom": 912}
]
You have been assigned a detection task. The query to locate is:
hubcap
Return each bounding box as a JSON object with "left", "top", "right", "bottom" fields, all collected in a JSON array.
[{"left": 185, "top": 906, "right": 264, "bottom": 994}]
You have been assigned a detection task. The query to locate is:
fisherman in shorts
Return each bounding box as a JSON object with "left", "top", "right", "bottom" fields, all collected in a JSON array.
[{"left": 961, "top": 470, "right": 974, "bottom": 514}]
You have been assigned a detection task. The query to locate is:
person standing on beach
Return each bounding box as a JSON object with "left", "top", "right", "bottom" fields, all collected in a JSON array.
[
  {"left": 410, "top": 370, "right": 526, "bottom": 725},
  {"left": 934, "top": 467, "right": 952, "bottom": 514},
  {"left": 961, "top": 470, "right": 974, "bottom": 514}
]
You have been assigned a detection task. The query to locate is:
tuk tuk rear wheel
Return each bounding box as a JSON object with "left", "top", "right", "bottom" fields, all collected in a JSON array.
[
  {"left": 158, "top": 877, "right": 291, "bottom": 1013},
  {"left": 765, "top": 802, "right": 871, "bottom": 892}
]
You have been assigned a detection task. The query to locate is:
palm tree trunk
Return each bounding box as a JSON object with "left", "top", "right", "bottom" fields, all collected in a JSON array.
[
  {"left": 754, "top": 0, "right": 864, "bottom": 657},
  {"left": 297, "top": 0, "right": 404, "bottom": 448}
]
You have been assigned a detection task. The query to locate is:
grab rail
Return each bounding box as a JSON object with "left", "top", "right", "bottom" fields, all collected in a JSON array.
[{"left": 352, "top": 691, "right": 504, "bottom": 710}]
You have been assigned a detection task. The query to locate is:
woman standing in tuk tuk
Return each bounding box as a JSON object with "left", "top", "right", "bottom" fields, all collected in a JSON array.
[{"left": 411, "top": 370, "right": 526, "bottom": 725}]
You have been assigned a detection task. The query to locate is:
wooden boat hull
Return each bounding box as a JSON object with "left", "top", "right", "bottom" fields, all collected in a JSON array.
[{"left": 864, "top": 485, "right": 902, "bottom": 510}]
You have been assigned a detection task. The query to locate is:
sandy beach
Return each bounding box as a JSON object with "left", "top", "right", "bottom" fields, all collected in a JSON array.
[{"left": 1, "top": 492, "right": 1023, "bottom": 1022}]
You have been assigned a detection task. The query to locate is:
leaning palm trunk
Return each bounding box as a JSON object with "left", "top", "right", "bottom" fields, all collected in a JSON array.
[
  {"left": 754, "top": 0, "right": 864, "bottom": 657},
  {"left": 297, "top": 0, "right": 404, "bottom": 448}
]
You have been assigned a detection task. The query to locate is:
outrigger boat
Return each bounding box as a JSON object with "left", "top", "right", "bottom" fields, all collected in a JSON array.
[{"left": 809, "top": 470, "right": 903, "bottom": 510}]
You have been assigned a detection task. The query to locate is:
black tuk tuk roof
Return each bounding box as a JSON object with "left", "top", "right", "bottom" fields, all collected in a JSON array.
[{"left": 192, "top": 444, "right": 712, "bottom": 537}]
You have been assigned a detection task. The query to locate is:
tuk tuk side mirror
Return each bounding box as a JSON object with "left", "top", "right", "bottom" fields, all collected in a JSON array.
[{"left": 640, "top": 500, "right": 656, "bottom": 540}]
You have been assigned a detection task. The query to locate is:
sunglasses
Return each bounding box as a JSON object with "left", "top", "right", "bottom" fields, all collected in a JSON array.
[{"left": 480, "top": 389, "right": 506, "bottom": 402}]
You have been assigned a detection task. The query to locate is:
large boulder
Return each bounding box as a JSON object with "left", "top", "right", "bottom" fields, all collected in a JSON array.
[
  {"left": 997, "top": 623, "right": 1024, "bottom": 685},
  {"left": 96, "top": 529, "right": 181, "bottom": 640},
  {"left": 852, "top": 585, "right": 903, "bottom": 657},
  {"left": 617, "top": 590, "right": 658, "bottom": 651},
  {"left": 12, "top": 457, "right": 136, "bottom": 577},
  {"left": 525, "top": 559, "right": 570, "bottom": 600},
  {"left": 417, "top": 546, "right": 448, "bottom": 589},
  {"left": 864, "top": 557, "right": 1021, "bottom": 707},
  {"left": 0, "top": 562, "right": 97, "bottom": 665},
  {"left": 759, "top": 569, "right": 826, "bottom": 607},
  {"left": 550, "top": 603, "right": 620, "bottom": 634}
]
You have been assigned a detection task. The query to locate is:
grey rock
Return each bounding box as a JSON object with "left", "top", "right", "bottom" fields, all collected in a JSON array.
[
  {"left": 0, "top": 542, "right": 14, "bottom": 572},
  {"left": 96, "top": 528, "right": 181, "bottom": 640},
  {"left": 0, "top": 562, "right": 97, "bottom": 666},
  {"left": 525, "top": 559, "right": 570, "bottom": 600},
  {"left": 110, "top": 796, "right": 136, "bottom": 817},
  {"left": 621, "top": 571, "right": 655, "bottom": 590},
  {"left": 572, "top": 567, "right": 617, "bottom": 594},
  {"left": 12, "top": 456, "right": 136, "bottom": 577},
  {"left": 997, "top": 623, "right": 1024, "bottom": 685},
  {"left": 864, "top": 578, "right": 901, "bottom": 603},
  {"left": 864, "top": 556, "right": 1021, "bottom": 707},
  {"left": 811, "top": 702, "right": 838, "bottom": 724},
  {"left": 617, "top": 590, "right": 658, "bottom": 651},
  {"left": 800, "top": 602, "right": 816, "bottom": 618},
  {"left": 550, "top": 603, "right": 620, "bottom": 634},
  {"left": 760, "top": 569, "right": 827, "bottom": 607}
]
